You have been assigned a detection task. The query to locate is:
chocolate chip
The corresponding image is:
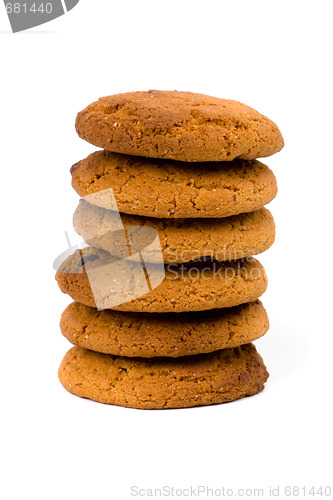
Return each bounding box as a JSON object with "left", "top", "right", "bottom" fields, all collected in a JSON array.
[{"left": 78, "top": 254, "right": 99, "bottom": 267}]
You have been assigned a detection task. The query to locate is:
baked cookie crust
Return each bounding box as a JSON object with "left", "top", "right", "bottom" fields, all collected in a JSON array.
[
  {"left": 58, "top": 344, "right": 269, "bottom": 409},
  {"left": 75, "top": 90, "right": 284, "bottom": 162},
  {"left": 71, "top": 151, "right": 278, "bottom": 219}
]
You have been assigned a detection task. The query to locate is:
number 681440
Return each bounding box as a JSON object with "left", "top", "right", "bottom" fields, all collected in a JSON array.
[{"left": 5, "top": 3, "right": 53, "bottom": 14}]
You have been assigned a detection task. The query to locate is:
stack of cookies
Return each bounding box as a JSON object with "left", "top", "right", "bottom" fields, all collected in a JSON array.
[{"left": 56, "top": 90, "right": 283, "bottom": 410}]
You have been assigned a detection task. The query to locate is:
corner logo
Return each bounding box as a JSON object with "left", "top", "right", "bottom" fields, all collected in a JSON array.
[{"left": 4, "top": 0, "right": 79, "bottom": 33}]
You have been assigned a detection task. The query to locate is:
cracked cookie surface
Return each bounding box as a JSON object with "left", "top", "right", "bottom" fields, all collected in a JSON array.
[
  {"left": 75, "top": 90, "right": 284, "bottom": 162},
  {"left": 73, "top": 200, "right": 275, "bottom": 263},
  {"left": 58, "top": 344, "right": 269, "bottom": 409},
  {"left": 71, "top": 151, "right": 278, "bottom": 218},
  {"left": 60, "top": 300, "right": 269, "bottom": 357},
  {"left": 55, "top": 247, "right": 268, "bottom": 312}
]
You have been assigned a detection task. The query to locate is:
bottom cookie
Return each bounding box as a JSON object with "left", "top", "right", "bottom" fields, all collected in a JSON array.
[{"left": 58, "top": 344, "right": 269, "bottom": 409}]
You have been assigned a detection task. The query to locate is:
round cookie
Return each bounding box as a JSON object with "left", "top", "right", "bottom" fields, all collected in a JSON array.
[
  {"left": 73, "top": 200, "right": 276, "bottom": 264},
  {"left": 71, "top": 151, "right": 278, "bottom": 219},
  {"left": 55, "top": 247, "right": 268, "bottom": 313},
  {"left": 58, "top": 344, "right": 269, "bottom": 409},
  {"left": 60, "top": 300, "right": 269, "bottom": 357},
  {"left": 75, "top": 90, "right": 284, "bottom": 162}
]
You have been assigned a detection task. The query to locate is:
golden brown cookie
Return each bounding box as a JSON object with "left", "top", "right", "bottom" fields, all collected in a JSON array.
[
  {"left": 58, "top": 344, "right": 269, "bottom": 409},
  {"left": 75, "top": 90, "right": 284, "bottom": 162},
  {"left": 60, "top": 300, "right": 269, "bottom": 357},
  {"left": 73, "top": 200, "right": 275, "bottom": 263},
  {"left": 71, "top": 151, "right": 278, "bottom": 219},
  {"left": 55, "top": 247, "right": 268, "bottom": 312}
]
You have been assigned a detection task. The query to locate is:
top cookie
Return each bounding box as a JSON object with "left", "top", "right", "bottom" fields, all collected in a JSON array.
[{"left": 75, "top": 90, "right": 284, "bottom": 162}]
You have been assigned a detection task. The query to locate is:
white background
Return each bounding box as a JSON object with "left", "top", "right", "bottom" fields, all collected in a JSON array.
[{"left": 1, "top": 1, "right": 332, "bottom": 499}]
